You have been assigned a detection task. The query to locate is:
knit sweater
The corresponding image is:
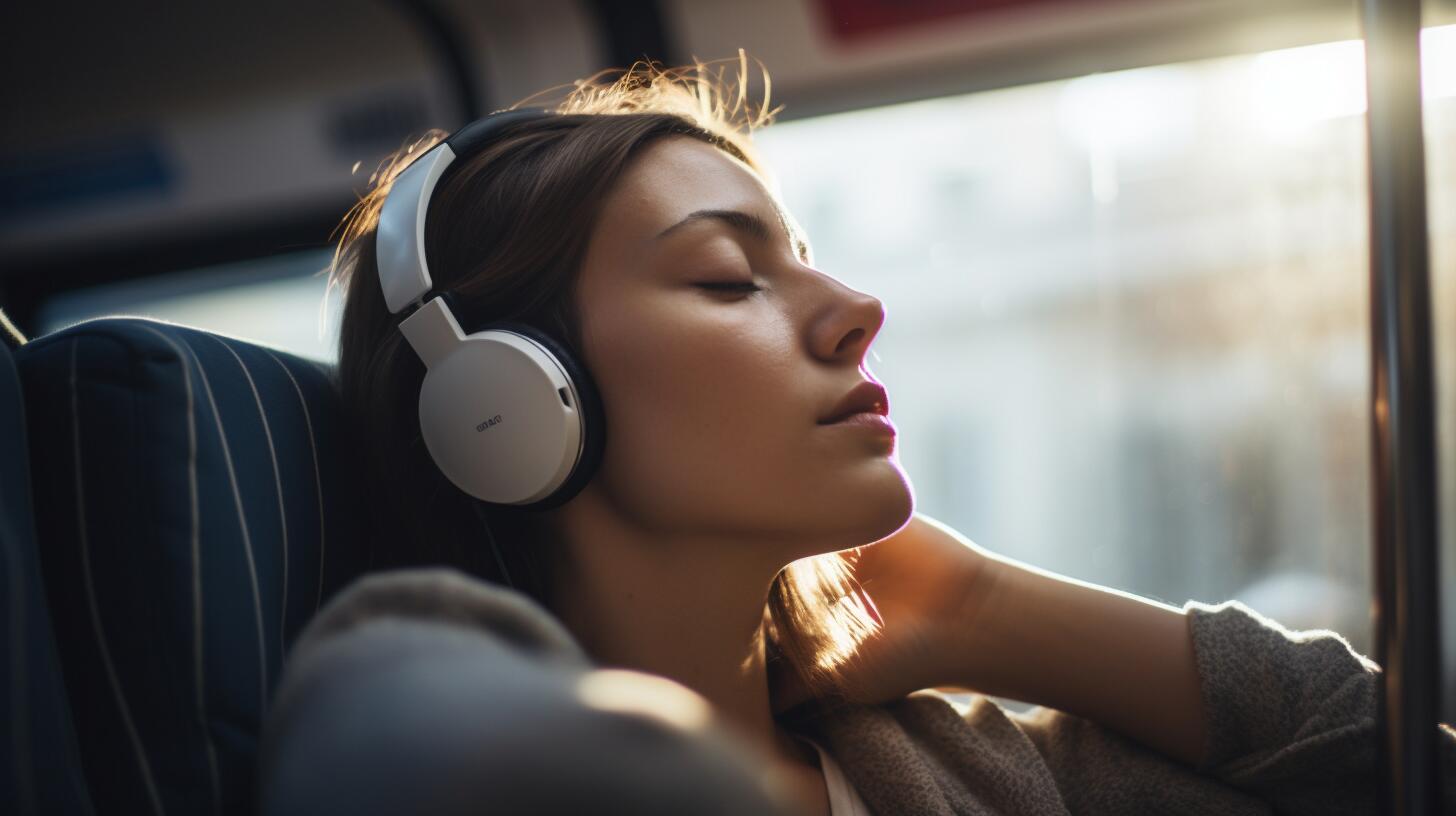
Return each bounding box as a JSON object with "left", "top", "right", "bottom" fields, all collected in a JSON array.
[{"left": 261, "top": 567, "right": 1456, "bottom": 815}]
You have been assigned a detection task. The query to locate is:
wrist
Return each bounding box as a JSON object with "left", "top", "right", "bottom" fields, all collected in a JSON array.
[
  {"left": 930, "top": 547, "right": 1010, "bottom": 690},
  {"left": 946, "top": 553, "right": 1058, "bottom": 697}
]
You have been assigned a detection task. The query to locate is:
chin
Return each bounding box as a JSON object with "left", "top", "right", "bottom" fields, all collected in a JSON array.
[
  {"left": 811, "top": 470, "right": 917, "bottom": 551},
  {"left": 868, "top": 475, "right": 917, "bottom": 541}
]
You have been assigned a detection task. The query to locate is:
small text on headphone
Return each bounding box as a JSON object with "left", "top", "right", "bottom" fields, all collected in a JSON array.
[{"left": 475, "top": 414, "right": 504, "bottom": 432}]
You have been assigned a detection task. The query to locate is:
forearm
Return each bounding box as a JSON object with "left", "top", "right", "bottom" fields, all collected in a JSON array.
[{"left": 952, "top": 554, "right": 1209, "bottom": 768}]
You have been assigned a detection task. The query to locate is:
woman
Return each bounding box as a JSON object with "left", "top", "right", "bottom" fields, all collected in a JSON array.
[{"left": 261, "top": 54, "right": 1454, "bottom": 815}]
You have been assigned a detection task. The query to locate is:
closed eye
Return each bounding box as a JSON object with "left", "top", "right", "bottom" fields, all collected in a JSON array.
[{"left": 697, "top": 282, "right": 762, "bottom": 293}]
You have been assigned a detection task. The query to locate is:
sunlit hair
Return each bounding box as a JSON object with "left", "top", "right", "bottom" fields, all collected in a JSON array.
[{"left": 324, "top": 49, "right": 880, "bottom": 702}]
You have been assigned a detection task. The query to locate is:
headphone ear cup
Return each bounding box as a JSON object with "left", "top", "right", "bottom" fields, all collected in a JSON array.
[
  {"left": 415, "top": 323, "right": 602, "bottom": 509},
  {"left": 486, "top": 321, "right": 606, "bottom": 512}
]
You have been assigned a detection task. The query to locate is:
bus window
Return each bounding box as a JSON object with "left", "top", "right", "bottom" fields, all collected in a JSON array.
[{"left": 30, "top": 23, "right": 1454, "bottom": 674}]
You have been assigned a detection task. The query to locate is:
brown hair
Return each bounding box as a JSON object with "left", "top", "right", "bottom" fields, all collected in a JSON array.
[{"left": 325, "top": 51, "right": 878, "bottom": 701}]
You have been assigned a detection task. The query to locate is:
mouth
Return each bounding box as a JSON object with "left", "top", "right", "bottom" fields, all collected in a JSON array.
[{"left": 818, "top": 380, "right": 891, "bottom": 425}]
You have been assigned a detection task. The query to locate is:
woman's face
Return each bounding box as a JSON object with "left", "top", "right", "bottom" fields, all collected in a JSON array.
[{"left": 572, "top": 136, "right": 914, "bottom": 559}]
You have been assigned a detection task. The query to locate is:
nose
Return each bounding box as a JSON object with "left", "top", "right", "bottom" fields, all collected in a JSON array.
[{"left": 811, "top": 276, "right": 885, "bottom": 365}]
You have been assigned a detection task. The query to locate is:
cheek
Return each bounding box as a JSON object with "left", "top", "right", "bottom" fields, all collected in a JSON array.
[{"left": 584, "top": 300, "right": 808, "bottom": 502}]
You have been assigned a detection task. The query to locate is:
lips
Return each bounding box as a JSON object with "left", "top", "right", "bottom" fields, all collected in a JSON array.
[{"left": 818, "top": 381, "right": 890, "bottom": 425}]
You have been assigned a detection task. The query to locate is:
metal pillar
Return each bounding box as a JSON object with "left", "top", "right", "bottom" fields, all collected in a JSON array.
[{"left": 1359, "top": 1, "right": 1445, "bottom": 813}]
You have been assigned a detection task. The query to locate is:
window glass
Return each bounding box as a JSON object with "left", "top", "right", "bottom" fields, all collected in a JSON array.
[
  {"left": 37, "top": 247, "right": 342, "bottom": 363},
  {"left": 753, "top": 25, "right": 1456, "bottom": 662}
]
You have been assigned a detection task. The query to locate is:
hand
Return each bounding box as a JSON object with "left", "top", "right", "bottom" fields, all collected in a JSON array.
[{"left": 770, "top": 513, "right": 1002, "bottom": 713}]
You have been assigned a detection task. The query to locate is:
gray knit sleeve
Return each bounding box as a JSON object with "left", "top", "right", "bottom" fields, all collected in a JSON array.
[
  {"left": 998, "top": 599, "right": 1456, "bottom": 815},
  {"left": 258, "top": 567, "right": 799, "bottom": 816},
  {"left": 1180, "top": 598, "right": 1456, "bottom": 814}
]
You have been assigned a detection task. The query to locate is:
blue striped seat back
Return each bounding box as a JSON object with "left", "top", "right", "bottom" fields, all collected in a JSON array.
[
  {"left": 14, "top": 318, "right": 367, "bottom": 816},
  {"left": 2, "top": 337, "right": 93, "bottom": 815}
]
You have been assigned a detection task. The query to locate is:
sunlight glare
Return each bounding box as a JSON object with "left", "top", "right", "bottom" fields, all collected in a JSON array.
[
  {"left": 576, "top": 669, "right": 714, "bottom": 732},
  {"left": 1251, "top": 25, "right": 1456, "bottom": 142}
]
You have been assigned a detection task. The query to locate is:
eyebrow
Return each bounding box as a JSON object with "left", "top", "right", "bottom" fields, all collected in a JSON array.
[{"left": 655, "top": 207, "right": 811, "bottom": 261}]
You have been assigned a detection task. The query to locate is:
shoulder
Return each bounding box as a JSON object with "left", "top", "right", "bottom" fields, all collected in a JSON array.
[{"left": 785, "top": 690, "right": 1262, "bottom": 813}]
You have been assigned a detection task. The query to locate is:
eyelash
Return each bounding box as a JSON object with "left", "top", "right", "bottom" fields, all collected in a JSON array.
[{"left": 697, "top": 282, "right": 762, "bottom": 293}]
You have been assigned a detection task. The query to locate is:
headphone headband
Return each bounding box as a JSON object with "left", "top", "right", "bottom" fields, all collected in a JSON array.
[{"left": 376, "top": 107, "right": 554, "bottom": 315}]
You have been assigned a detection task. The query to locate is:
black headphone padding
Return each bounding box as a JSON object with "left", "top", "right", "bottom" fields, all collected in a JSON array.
[{"left": 475, "top": 319, "right": 607, "bottom": 513}]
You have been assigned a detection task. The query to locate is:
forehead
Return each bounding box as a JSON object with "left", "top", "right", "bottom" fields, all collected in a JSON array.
[{"left": 593, "top": 136, "right": 781, "bottom": 255}]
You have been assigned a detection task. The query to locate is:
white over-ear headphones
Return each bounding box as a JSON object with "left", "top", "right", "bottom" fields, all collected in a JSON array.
[{"left": 374, "top": 107, "right": 606, "bottom": 520}]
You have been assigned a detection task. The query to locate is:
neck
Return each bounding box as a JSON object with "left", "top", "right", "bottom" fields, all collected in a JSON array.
[{"left": 542, "top": 499, "right": 813, "bottom": 769}]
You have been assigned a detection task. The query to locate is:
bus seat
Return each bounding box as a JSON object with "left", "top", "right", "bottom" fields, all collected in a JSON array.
[
  {"left": 2, "top": 336, "right": 95, "bottom": 815},
  {"left": 9, "top": 317, "right": 367, "bottom": 816}
]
